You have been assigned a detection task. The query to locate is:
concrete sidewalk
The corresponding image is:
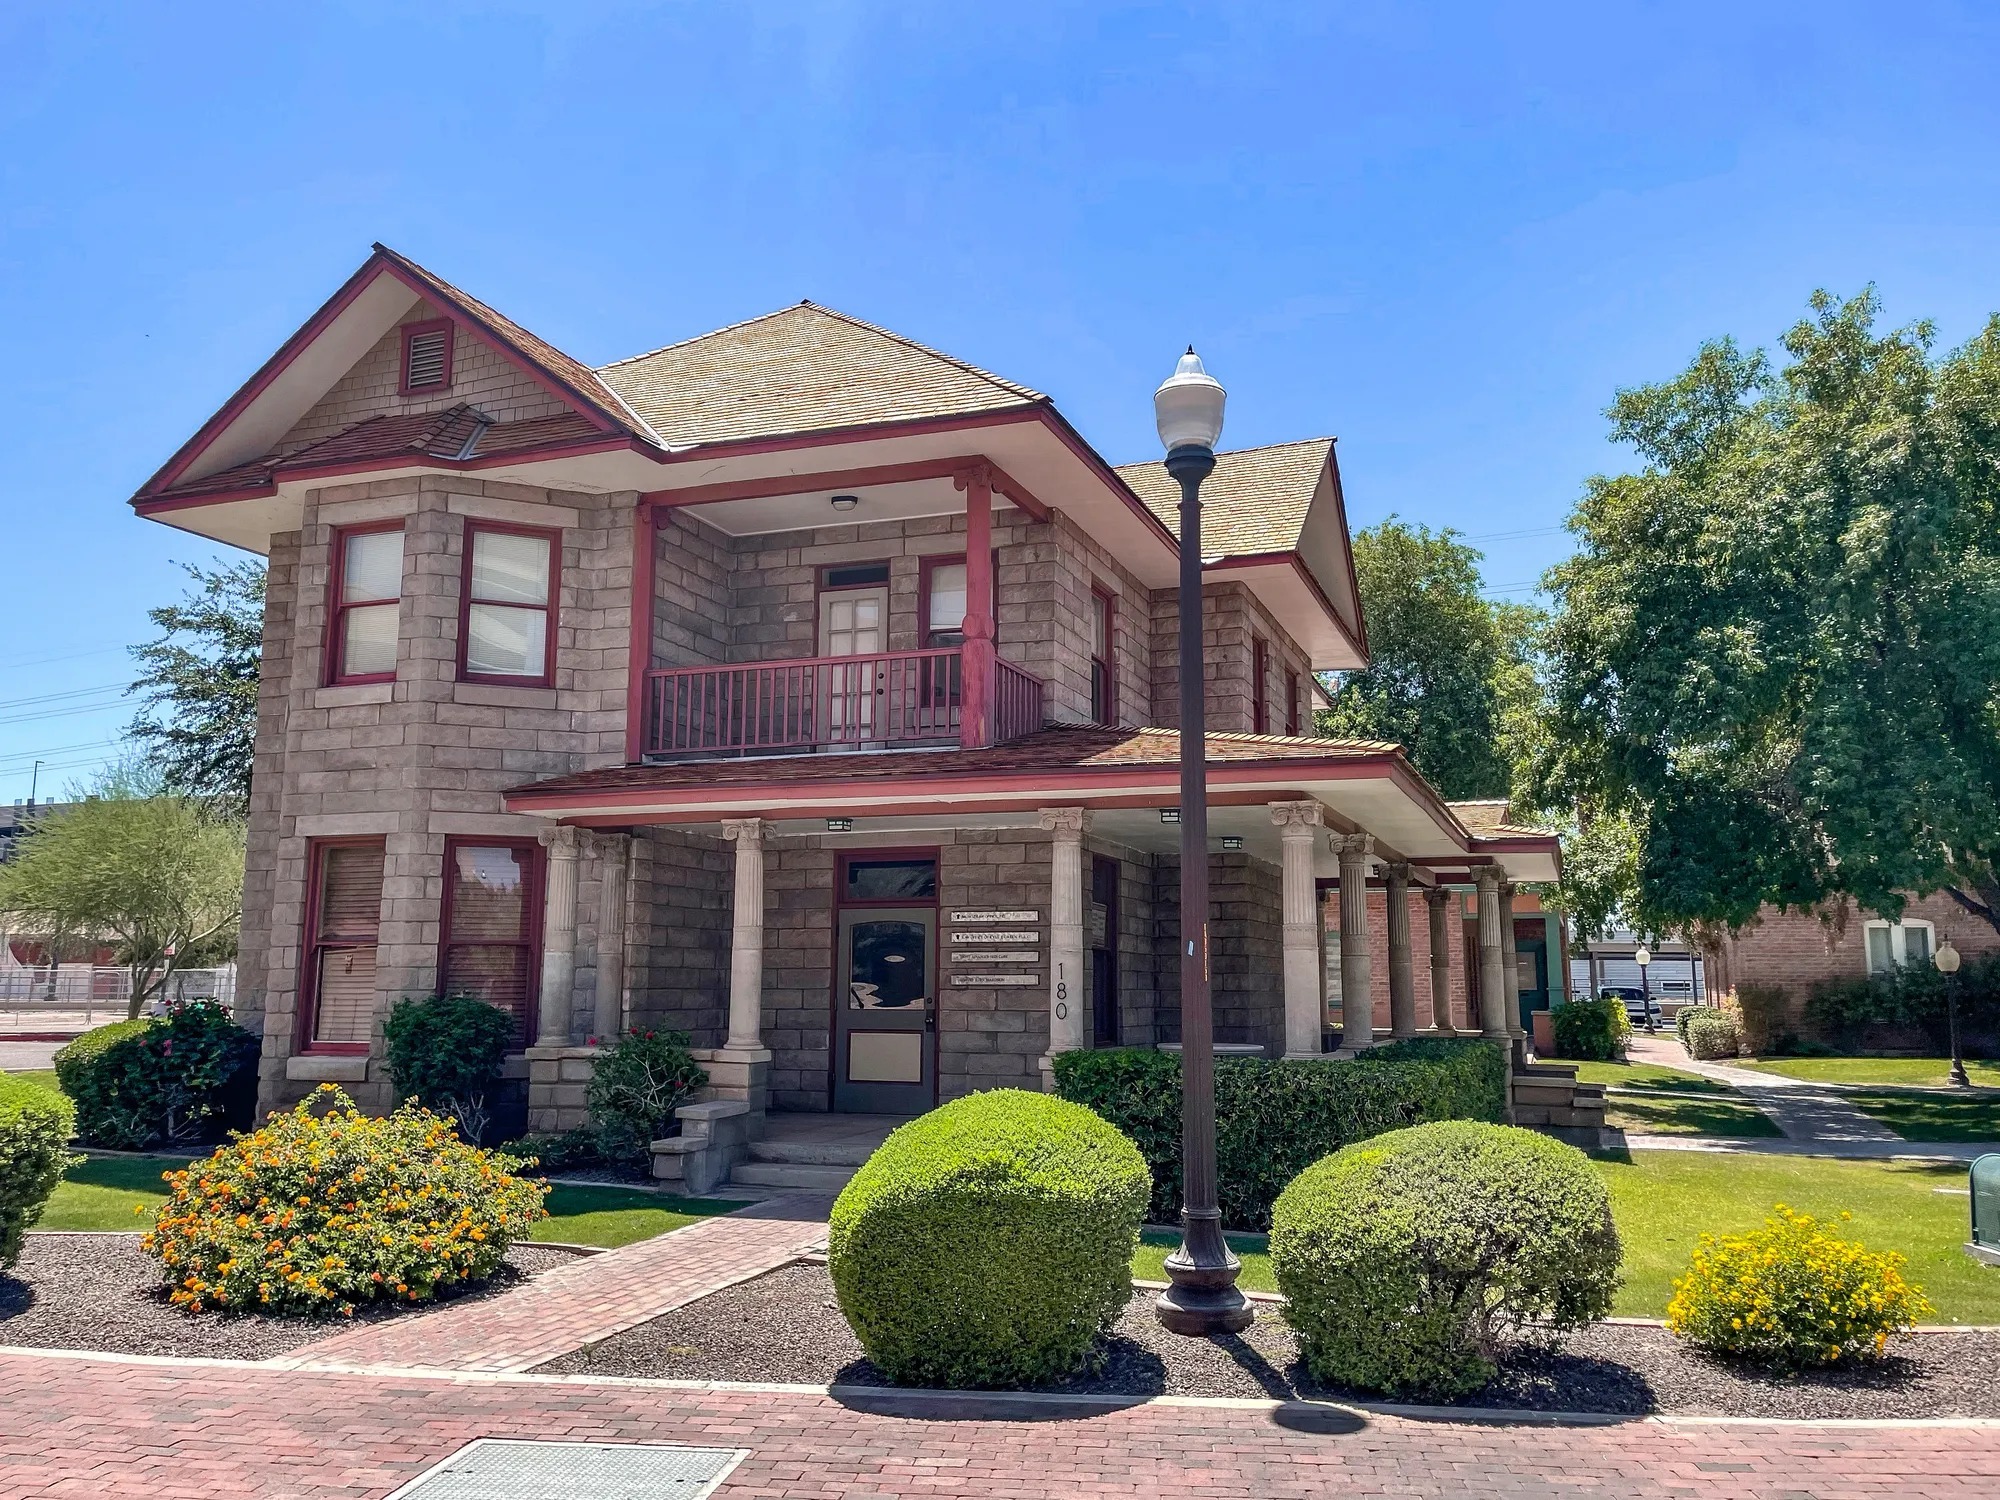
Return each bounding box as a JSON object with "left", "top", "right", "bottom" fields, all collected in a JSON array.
[{"left": 1626, "top": 1033, "right": 1907, "bottom": 1143}]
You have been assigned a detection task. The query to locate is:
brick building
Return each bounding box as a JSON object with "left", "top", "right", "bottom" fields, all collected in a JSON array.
[{"left": 130, "top": 245, "right": 1558, "bottom": 1144}]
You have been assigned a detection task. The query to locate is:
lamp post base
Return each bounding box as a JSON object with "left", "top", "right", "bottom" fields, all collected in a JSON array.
[{"left": 1154, "top": 1212, "right": 1254, "bottom": 1336}]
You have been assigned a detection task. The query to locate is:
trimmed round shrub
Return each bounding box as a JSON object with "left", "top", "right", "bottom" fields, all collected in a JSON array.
[
  {"left": 53, "top": 999, "right": 258, "bottom": 1150},
  {"left": 1683, "top": 1008, "right": 1743, "bottom": 1060},
  {"left": 142, "top": 1084, "right": 546, "bottom": 1317},
  {"left": 828, "top": 1090, "right": 1150, "bottom": 1388},
  {"left": 1271, "top": 1121, "right": 1621, "bottom": 1398},
  {"left": 0, "top": 1075, "right": 80, "bottom": 1269},
  {"left": 1665, "top": 1205, "right": 1933, "bottom": 1368},
  {"left": 1552, "top": 997, "right": 1629, "bottom": 1061}
]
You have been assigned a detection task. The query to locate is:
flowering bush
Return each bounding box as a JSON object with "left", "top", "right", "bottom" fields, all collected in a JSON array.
[
  {"left": 53, "top": 999, "right": 258, "bottom": 1150},
  {"left": 141, "top": 1085, "right": 546, "bottom": 1317},
  {"left": 1665, "top": 1205, "right": 1933, "bottom": 1368}
]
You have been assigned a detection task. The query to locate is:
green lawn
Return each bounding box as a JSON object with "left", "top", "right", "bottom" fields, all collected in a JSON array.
[
  {"left": 1571, "top": 1060, "right": 1733, "bottom": 1094},
  {"left": 5, "top": 1070, "right": 62, "bottom": 1095},
  {"left": 33, "top": 1153, "right": 741, "bottom": 1248},
  {"left": 1603, "top": 1093, "right": 1783, "bottom": 1137},
  {"left": 1127, "top": 1154, "right": 2000, "bottom": 1324},
  {"left": 1841, "top": 1090, "right": 2000, "bottom": 1144},
  {"left": 1741, "top": 1056, "right": 2000, "bottom": 1088}
]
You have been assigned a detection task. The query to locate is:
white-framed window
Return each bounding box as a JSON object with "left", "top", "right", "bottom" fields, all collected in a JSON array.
[{"left": 1863, "top": 919, "right": 1934, "bottom": 976}]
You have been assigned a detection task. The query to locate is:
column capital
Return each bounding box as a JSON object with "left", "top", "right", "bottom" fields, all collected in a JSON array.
[
  {"left": 1473, "top": 864, "right": 1504, "bottom": 893},
  {"left": 1268, "top": 799, "right": 1324, "bottom": 834},
  {"left": 1382, "top": 859, "right": 1414, "bottom": 884},
  {"left": 537, "top": 824, "right": 584, "bottom": 857},
  {"left": 719, "top": 817, "right": 765, "bottom": 847},
  {"left": 1332, "top": 832, "right": 1375, "bottom": 860},
  {"left": 952, "top": 460, "right": 998, "bottom": 493},
  {"left": 1036, "top": 806, "right": 1092, "bottom": 838},
  {"left": 1423, "top": 884, "right": 1455, "bottom": 909}
]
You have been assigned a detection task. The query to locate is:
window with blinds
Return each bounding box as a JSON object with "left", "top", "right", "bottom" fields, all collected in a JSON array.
[
  {"left": 329, "top": 524, "right": 403, "bottom": 683},
  {"left": 400, "top": 319, "right": 454, "bottom": 393},
  {"left": 304, "top": 841, "right": 385, "bottom": 1048},
  {"left": 439, "top": 841, "right": 540, "bottom": 1044}
]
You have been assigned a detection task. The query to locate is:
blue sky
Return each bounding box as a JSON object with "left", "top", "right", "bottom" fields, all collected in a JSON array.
[{"left": 2, "top": 1, "right": 1997, "bottom": 801}]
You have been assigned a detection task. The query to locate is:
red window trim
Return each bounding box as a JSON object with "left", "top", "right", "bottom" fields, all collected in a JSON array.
[
  {"left": 398, "top": 317, "right": 456, "bottom": 395},
  {"left": 1285, "top": 667, "right": 1302, "bottom": 736},
  {"left": 437, "top": 835, "right": 545, "bottom": 1047},
  {"left": 296, "top": 835, "right": 386, "bottom": 1056},
  {"left": 1251, "top": 635, "right": 1270, "bottom": 734},
  {"left": 916, "top": 551, "right": 1000, "bottom": 649},
  {"left": 325, "top": 521, "right": 404, "bottom": 686},
  {"left": 1089, "top": 583, "right": 1117, "bottom": 727},
  {"left": 458, "top": 520, "right": 562, "bottom": 688}
]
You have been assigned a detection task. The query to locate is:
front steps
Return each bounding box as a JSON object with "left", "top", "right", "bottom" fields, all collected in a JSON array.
[{"left": 1513, "top": 1058, "right": 1613, "bottom": 1148}]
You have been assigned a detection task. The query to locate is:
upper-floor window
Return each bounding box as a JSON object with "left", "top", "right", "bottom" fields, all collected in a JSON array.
[
  {"left": 922, "top": 560, "right": 966, "bottom": 648},
  {"left": 439, "top": 839, "right": 542, "bottom": 1045},
  {"left": 299, "top": 838, "right": 385, "bottom": 1052},
  {"left": 1251, "top": 636, "right": 1270, "bottom": 733},
  {"left": 1285, "top": 668, "right": 1301, "bottom": 736},
  {"left": 460, "top": 524, "right": 559, "bottom": 686},
  {"left": 399, "top": 318, "right": 454, "bottom": 394},
  {"left": 1864, "top": 919, "right": 1934, "bottom": 975},
  {"left": 328, "top": 523, "right": 404, "bottom": 685},
  {"left": 1089, "top": 586, "right": 1116, "bottom": 726}
]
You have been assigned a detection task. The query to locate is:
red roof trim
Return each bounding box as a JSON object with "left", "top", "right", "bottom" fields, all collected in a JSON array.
[{"left": 644, "top": 454, "right": 1051, "bottom": 523}]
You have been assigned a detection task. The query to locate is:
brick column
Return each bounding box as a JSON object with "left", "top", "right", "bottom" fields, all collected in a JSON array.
[
  {"left": 1474, "top": 867, "right": 1509, "bottom": 1042},
  {"left": 1039, "top": 807, "right": 1091, "bottom": 1072},
  {"left": 1384, "top": 861, "right": 1418, "bottom": 1039},
  {"left": 1424, "top": 886, "right": 1457, "bottom": 1033},
  {"left": 591, "top": 832, "right": 631, "bottom": 1045},
  {"left": 536, "top": 825, "right": 583, "bottom": 1045},
  {"left": 1336, "top": 833, "right": 1375, "bottom": 1050},
  {"left": 1270, "top": 800, "right": 1325, "bottom": 1058}
]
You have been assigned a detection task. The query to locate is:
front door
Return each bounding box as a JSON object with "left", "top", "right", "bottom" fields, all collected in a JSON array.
[
  {"left": 1515, "top": 926, "right": 1550, "bottom": 1032},
  {"left": 833, "top": 906, "right": 937, "bottom": 1113},
  {"left": 1089, "top": 855, "right": 1120, "bottom": 1046},
  {"left": 817, "top": 585, "right": 888, "bottom": 746}
]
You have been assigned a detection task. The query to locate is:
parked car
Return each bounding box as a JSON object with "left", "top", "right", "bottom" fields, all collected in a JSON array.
[{"left": 1600, "top": 986, "right": 1662, "bottom": 1030}]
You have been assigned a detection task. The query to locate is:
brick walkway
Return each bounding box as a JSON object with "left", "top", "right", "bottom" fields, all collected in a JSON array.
[
  {"left": 277, "top": 1193, "right": 832, "bottom": 1373},
  {"left": 1, "top": 1350, "right": 1994, "bottom": 1498}
]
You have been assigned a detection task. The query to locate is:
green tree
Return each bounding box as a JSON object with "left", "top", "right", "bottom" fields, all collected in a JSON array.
[
  {"left": 1537, "top": 289, "right": 2000, "bottom": 940},
  {"left": 0, "top": 781, "right": 245, "bottom": 1020},
  {"left": 1319, "top": 520, "right": 1527, "bottom": 801},
  {"left": 129, "top": 560, "right": 265, "bottom": 814}
]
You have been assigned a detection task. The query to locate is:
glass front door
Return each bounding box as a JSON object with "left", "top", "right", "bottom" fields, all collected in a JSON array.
[{"left": 833, "top": 906, "right": 937, "bottom": 1113}]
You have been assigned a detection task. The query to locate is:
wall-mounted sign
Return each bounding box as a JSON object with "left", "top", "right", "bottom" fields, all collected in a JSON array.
[
  {"left": 950, "top": 930, "right": 1039, "bottom": 944},
  {"left": 949, "top": 950, "right": 1039, "bottom": 964},
  {"left": 950, "top": 974, "right": 1041, "bottom": 988},
  {"left": 950, "top": 910, "right": 1039, "bottom": 924}
]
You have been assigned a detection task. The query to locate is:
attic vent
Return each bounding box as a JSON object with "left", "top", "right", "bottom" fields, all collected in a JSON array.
[{"left": 400, "top": 319, "right": 454, "bottom": 394}]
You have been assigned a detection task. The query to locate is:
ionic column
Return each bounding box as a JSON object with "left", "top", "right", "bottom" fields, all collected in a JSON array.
[
  {"left": 1039, "top": 807, "right": 1091, "bottom": 1062},
  {"left": 1384, "top": 861, "right": 1418, "bottom": 1039},
  {"left": 1270, "top": 801, "right": 1325, "bottom": 1058},
  {"left": 719, "top": 819, "right": 769, "bottom": 1055},
  {"left": 536, "top": 825, "right": 583, "bottom": 1045},
  {"left": 591, "top": 832, "right": 631, "bottom": 1045},
  {"left": 1499, "top": 880, "right": 1523, "bottom": 1042},
  {"left": 1336, "top": 833, "right": 1375, "bottom": 1050},
  {"left": 1474, "top": 867, "right": 1509, "bottom": 1042},
  {"left": 1424, "top": 886, "right": 1457, "bottom": 1033}
]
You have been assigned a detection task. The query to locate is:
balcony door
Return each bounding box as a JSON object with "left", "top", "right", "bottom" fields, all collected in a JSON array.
[{"left": 818, "top": 584, "right": 887, "bottom": 747}]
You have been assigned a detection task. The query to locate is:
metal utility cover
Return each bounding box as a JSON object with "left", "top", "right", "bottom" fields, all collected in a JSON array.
[{"left": 387, "top": 1440, "right": 747, "bottom": 1499}]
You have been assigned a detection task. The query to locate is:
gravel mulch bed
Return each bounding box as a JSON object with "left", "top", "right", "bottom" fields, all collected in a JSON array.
[
  {"left": 538, "top": 1261, "right": 2000, "bottom": 1420},
  {"left": 0, "top": 1233, "right": 573, "bottom": 1361}
]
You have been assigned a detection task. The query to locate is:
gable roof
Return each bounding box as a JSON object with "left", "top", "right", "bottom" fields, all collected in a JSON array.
[
  {"left": 1115, "top": 437, "right": 1334, "bottom": 561},
  {"left": 1446, "top": 799, "right": 1558, "bottom": 839},
  {"left": 596, "top": 302, "right": 1045, "bottom": 450}
]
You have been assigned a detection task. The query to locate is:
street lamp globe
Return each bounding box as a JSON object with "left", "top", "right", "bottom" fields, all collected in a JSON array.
[
  {"left": 1154, "top": 348, "right": 1226, "bottom": 454},
  {"left": 1634, "top": 945, "right": 1652, "bottom": 967},
  {"left": 1936, "top": 941, "right": 1962, "bottom": 976}
]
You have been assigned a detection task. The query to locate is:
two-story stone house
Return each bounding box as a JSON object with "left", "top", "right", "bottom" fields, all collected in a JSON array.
[{"left": 131, "top": 245, "right": 1559, "bottom": 1158}]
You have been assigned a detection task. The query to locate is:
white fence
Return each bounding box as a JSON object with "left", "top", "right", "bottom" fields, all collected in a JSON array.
[{"left": 0, "top": 966, "right": 236, "bottom": 1033}]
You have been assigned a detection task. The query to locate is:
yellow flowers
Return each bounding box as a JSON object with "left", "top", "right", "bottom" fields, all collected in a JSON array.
[{"left": 1665, "top": 1204, "right": 1933, "bottom": 1369}]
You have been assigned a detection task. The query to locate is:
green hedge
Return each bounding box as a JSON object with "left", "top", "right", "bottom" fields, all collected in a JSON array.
[
  {"left": 53, "top": 999, "right": 258, "bottom": 1150},
  {"left": 1052, "top": 1037, "right": 1508, "bottom": 1231},
  {"left": 0, "top": 1074, "right": 79, "bottom": 1268},
  {"left": 828, "top": 1090, "right": 1149, "bottom": 1388},
  {"left": 1272, "top": 1120, "right": 1621, "bottom": 1398},
  {"left": 1551, "top": 997, "right": 1629, "bottom": 1061}
]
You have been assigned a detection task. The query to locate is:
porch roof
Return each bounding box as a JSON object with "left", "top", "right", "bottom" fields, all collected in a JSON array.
[{"left": 502, "top": 725, "right": 1561, "bottom": 881}]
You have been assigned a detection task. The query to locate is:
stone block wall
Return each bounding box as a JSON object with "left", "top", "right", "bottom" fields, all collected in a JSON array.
[
  {"left": 1148, "top": 581, "right": 1315, "bottom": 735},
  {"left": 622, "top": 826, "right": 731, "bottom": 1044},
  {"left": 1149, "top": 852, "right": 1286, "bottom": 1053}
]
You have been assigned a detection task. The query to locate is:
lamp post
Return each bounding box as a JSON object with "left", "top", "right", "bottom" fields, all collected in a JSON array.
[
  {"left": 1153, "top": 348, "right": 1252, "bottom": 1337},
  {"left": 1634, "top": 944, "right": 1655, "bottom": 1031},
  {"left": 1935, "top": 941, "right": 1969, "bottom": 1089}
]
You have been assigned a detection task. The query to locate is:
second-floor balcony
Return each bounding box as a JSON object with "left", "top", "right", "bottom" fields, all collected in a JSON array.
[{"left": 642, "top": 647, "right": 1044, "bottom": 759}]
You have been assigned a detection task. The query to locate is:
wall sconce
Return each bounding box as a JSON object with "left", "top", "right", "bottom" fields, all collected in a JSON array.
[
  {"left": 830, "top": 494, "right": 860, "bottom": 512},
  {"left": 1220, "top": 836, "right": 1244, "bottom": 852}
]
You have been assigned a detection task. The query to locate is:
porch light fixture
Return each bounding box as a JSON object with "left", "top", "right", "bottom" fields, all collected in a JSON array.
[
  {"left": 1152, "top": 347, "right": 1251, "bottom": 1338},
  {"left": 825, "top": 817, "right": 854, "bottom": 832},
  {"left": 1159, "top": 809, "right": 1180, "bottom": 825},
  {"left": 1935, "top": 940, "right": 1970, "bottom": 1088},
  {"left": 1220, "top": 836, "right": 1244, "bottom": 852},
  {"left": 830, "top": 494, "right": 860, "bottom": 512}
]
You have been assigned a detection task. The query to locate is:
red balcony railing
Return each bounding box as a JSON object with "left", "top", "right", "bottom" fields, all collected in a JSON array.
[{"left": 643, "top": 648, "right": 1044, "bottom": 758}]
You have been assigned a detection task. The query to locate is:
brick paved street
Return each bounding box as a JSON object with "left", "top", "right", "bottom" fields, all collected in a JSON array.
[
  {"left": 277, "top": 1194, "right": 834, "bottom": 1374},
  {"left": 0, "top": 1349, "right": 1995, "bottom": 1498}
]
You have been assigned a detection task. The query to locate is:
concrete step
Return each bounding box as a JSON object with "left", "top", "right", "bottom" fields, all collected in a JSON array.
[
  {"left": 746, "top": 1138, "right": 880, "bottom": 1168},
  {"left": 727, "top": 1160, "right": 859, "bottom": 1192}
]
